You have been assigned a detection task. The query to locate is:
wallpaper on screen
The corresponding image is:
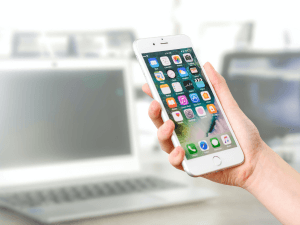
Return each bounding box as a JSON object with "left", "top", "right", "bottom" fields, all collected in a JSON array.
[{"left": 142, "top": 48, "right": 236, "bottom": 160}]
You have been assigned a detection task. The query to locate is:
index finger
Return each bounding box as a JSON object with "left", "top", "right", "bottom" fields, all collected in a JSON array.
[{"left": 142, "top": 83, "right": 153, "bottom": 99}]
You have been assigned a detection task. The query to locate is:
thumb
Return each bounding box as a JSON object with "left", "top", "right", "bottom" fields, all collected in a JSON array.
[{"left": 203, "top": 62, "right": 241, "bottom": 115}]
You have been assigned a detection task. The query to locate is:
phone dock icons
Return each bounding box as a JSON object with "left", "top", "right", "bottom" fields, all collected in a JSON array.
[
  {"left": 210, "top": 138, "right": 220, "bottom": 148},
  {"left": 221, "top": 135, "right": 232, "bottom": 145},
  {"left": 186, "top": 143, "right": 197, "bottom": 154},
  {"left": 198, "top": 140, "right": 209, "bottom": 151}
]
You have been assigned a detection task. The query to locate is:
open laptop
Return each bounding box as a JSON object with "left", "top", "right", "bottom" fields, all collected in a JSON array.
[{"left": 0, "top": 59, "right": 216, "bottom": 224}]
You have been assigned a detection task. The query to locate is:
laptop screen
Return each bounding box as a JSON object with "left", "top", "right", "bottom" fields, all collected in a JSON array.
[
  {"left": 223, "top": 53, "right": 300, "bottom": 141},
  {"left": 0, "top": 69, "right": 131, "bottom": 169}
]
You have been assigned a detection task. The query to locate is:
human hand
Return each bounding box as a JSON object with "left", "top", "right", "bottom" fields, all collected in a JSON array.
[{"left": 142, "top": 62, "right": 266, "bottom": 189}]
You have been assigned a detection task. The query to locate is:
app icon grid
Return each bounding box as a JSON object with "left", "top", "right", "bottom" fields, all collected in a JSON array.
[{"left": 142, "top": 48, "right": 237, "bottom": 160}]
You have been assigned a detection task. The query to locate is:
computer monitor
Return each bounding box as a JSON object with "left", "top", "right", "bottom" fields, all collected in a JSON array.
[{"left": 222, "top": 51, "right": 300, "bottom": 142}]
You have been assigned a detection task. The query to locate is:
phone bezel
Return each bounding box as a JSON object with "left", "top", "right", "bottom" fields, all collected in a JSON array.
[{"left": 133, "top": 35, "right": 244, "bottom": 176}]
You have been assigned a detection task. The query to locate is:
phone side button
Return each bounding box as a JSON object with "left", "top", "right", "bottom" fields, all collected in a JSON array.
[{"left": 212, "top": 156, "right": 222, "bottom": 166}]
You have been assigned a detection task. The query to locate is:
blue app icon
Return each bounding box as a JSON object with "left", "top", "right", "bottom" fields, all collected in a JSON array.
[
  {"left": 194, "top": 78, "right": 205, "bottom": 88},
  {"left": 177, "top": 67, "right": 188, "bottom": 77},
  {"left": 148, "top": 58, "right": 159, "bottom": 68},
  {"left": 189, "top": 93, "right": 200, "bottom": 103},
  {"left": 198, "top": 140, "right": 209, "bottom": 151}
]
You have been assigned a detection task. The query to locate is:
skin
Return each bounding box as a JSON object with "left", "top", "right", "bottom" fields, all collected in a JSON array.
[{"left": 142, "top": 62, "right": 300, "bottom": 224}]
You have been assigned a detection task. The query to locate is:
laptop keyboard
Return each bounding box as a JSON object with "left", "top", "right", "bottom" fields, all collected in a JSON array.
[{"left": 0, "top": 176, "right": 184, "bottom": 208}]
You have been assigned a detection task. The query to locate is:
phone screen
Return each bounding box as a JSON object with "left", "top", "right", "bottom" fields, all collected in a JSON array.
[{"left": 142, "top": 47, "right": 237, "bottom": 160}]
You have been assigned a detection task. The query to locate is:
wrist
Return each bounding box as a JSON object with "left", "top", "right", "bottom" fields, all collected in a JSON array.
[
  {"left": 241, "top": 142, "right": 300, "bottom": 225},
  {"left": 242, "top": 142, "right": 274, "bottom": 192}
]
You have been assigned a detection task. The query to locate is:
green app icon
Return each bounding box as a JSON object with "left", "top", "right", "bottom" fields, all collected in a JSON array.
[
  {"left": 186, "top": 143, "right": 197, "bottom": 154},
  {"left": 210, "top": 138, "right": 220, "bottom": 148}
]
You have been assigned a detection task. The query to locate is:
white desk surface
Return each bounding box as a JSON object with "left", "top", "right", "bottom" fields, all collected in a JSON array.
[{"left": 0, "top": 151, "right": 282, "bottom": 225}]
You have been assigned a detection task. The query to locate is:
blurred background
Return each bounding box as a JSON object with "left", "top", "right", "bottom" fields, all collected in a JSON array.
[{"left": 0, "top": 0, "right": 299, "bottom": 224}]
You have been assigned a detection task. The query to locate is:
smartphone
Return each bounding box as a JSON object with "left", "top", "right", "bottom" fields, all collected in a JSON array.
[{"left": 133, "top": 35, "right": 244, "bottom": 176}]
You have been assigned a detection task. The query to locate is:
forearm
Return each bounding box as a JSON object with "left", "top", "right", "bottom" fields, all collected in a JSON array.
[{"left": 245, "top": 143, "right": 300, "bottom": 225}]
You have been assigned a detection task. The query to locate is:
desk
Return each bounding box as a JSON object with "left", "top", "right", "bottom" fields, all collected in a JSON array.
[{"left": 0, "top": 152, "right": 281, "bottom": 225}]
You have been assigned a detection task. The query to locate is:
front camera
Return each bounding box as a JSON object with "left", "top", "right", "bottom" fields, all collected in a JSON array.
[{"left": 153, "top": 43, "right": 155, "bottom": 45}]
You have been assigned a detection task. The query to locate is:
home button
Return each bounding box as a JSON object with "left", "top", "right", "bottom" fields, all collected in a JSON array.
[{"left": 213, "top": 156, "right": 222, "bottom": 166}]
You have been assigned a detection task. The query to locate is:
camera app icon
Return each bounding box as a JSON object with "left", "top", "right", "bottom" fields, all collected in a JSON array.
[{"left": 183, "top": 53, "right": 193, "bottom": 62}]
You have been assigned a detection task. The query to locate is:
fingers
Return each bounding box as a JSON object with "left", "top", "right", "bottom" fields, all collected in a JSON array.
[
  {"left": 157, "top": 121, "right": 185, "bottom": 171},
  {"left": 148, "top": 100, "right": 164, "bottom": 128},
  {"left": 202, "top": 62, "right": 249, "bottom": 129},
  {"left": 142, "top": 83, "right": 153, "bottom": 98},
  {"left": 168, "top": 147, "right": 185, "bottom": 171},
  {"left": 203, "top": 62, "right": 239, "bottom": 110},
  {"left": 157, "top": 120, "right": 175, "bottom": 153}
]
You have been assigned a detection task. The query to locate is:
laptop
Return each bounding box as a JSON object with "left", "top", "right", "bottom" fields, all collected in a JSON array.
[{"left": 0, "top": 59, "right": 216, "bottom": 224}]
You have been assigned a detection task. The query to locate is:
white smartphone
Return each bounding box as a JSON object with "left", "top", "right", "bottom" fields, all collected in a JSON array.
[{"left": 133, "top": 35, "right": 244, "bottom": 176}]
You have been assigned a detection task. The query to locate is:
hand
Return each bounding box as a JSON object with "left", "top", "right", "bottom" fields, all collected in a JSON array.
[{"left": 142, "top": 62, "right": 266, "bottom": 189}]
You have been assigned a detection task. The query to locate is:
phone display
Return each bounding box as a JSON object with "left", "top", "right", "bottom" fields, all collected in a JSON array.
[{"left": 142, "top": 48, "right": 237, "bottom": 160}]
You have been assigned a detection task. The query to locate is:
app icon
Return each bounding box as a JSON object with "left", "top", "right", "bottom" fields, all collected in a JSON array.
[
  {"left": 221, "top": 135, "right": 232, "bottom": 145},
  {"left": 172, "top": 82, "right": 183, "bottom": 92},
  {"left": 189, "top": 93, "right": 200, "bottom": 103},
  {"left": 207, "top": 104, "right": 217, "bottom": 114},
  {"left": 195, "top": 106, "right": 206, "bottom": 116},
  {"left": 166, "top": 69, "right": 176, "bottom": 79},
  {"left": 166, "top": 97, "right": 177, "bottom": 108},
  {"left": 183, "top": 53, "right": 193, "bottom": 62},
  {"left": 148, "top": 58, "right": 159, "bottom": 68},
  {"left": 154, "top": 71, "right": 165, "bottom": 81},
  {"left": 172, "top": 111, "right": 183, "bottom": 122},
  {"left": 186, "top": 143, "right": 197, "bottom": 154},
  {"left": 178, "top": 95, "right": 189, "bottom": 105},
  {"left": 194, "top": 78, "right": 205, "bottom": 88},
  {"left": 172, "top": 55, "right": 182, "bottom": 64},
  {"left": 189, "top": 66, "right": 199, "bottom": 74},
  {"left": 201, "top": 91, "right": 211, "bottom": 101},
  {"left": 210, "top": 138, "right": 220, "bottom": 148},
  {"left": 177, "top": 67, "right": 188, "bottom": 77},
  {"left": 198, "top": 140, "right": 209, "bottom": 151},
  {"left": 160, "top": 56, "right": 171, "bottom": 66},
  {"left": 184, "top": 108, "right": 194, "bottom": 119},
  {"left": 183, "top": 80, "right": 194, "bottom": 91},
  {"left": 160, "top": 84, "right": 171, "bottom": 94}
]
